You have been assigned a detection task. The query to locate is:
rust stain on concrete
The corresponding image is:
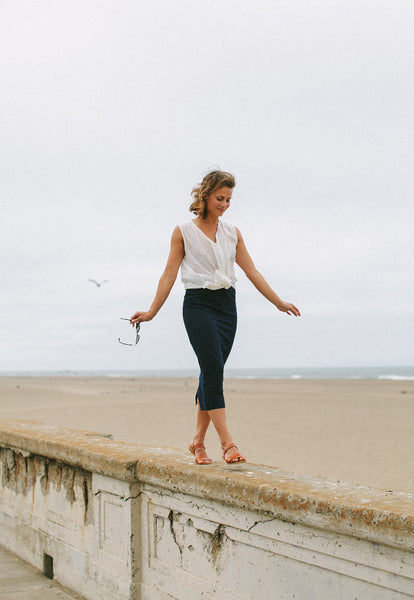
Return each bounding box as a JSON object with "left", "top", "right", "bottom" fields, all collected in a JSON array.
[
  {"left": 210, "top": 524, "right": 227, "bottom": 566},
  {"left": 0, "top": 445, "right": 93, "bottom": 524}
]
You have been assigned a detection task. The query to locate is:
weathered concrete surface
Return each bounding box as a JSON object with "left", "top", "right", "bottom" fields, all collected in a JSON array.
[
  {"left": 1, "top": 417, "right": 413, "bottom": 550},
  {"left": 0, "top": 419, "right": 138, "bottom": 482},
  {"left": 1, "top": 418, "right": 414, "bottom": 600},
  {"left": 0, "top": 544, "right": 86, "bottom": 599}
]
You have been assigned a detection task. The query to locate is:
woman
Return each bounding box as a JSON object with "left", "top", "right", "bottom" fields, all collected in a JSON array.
[{"left": 130, "top": 170, "right": 300, "bottom": 465}]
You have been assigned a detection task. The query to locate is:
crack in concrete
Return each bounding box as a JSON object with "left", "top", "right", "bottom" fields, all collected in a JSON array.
[
  {"left": 123, "top": 491, "right": 142, "bottom": 502},
  {"left": 168, "top": 510, "right": 184, "bottom": 559},
  {"left": 248, "top": 517, "right": 277, "bottom": 532},
  {"left": 93, "top": 490, "right": 142, "bottom": 502}
]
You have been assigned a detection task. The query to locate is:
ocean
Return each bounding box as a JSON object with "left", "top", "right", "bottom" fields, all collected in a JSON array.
[{"left": 1, "top": 366, "right": 414, "bottom": 380}]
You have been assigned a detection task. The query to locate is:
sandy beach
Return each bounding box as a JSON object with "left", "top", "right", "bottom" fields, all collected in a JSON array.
[{"left": 0, "top": 376, "right": 413, "bottom": 492}]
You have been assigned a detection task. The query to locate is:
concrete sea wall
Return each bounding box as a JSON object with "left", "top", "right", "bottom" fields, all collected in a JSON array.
[{"left": 0, "top": 418, "right": 413, "bottom": 599}]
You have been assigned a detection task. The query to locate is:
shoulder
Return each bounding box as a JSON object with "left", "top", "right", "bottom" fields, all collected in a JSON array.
[
  {"left": 220, "top": 221, "right": 240, "bottom": 242},
  {"left": 178, "top": 221, "right": 194, "bottom": 234},
  {"left": 175, "top": 222, "right": 196, "bottom": 247},
  {"left": 172, "top": 225, "right": 184, "bottom": 242},
  {"left": 220, "top": 220, "right": 237, "bottom": 235},
  {"left": 234, "top": 226, "right": 242, "bottom": 241}
]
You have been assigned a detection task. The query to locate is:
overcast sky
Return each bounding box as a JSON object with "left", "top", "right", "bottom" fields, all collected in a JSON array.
[{"left": 1, "top": 1, "right": 413, "bottom": 372}]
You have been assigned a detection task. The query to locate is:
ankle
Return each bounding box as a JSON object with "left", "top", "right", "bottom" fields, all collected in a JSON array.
[
  {"left": 192, "top": 435, "right": 205, "bottom": 446},
  {"left": 221, "top": 438, "right": 234, "bottom": 450}
]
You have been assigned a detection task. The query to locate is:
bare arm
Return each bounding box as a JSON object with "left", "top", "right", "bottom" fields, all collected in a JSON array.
[
  {"left": 235, "top": 228, "right": 300, "bottom": 316},
  {"left": 130, "top": 226, "right": 185, "bottom": 324}
]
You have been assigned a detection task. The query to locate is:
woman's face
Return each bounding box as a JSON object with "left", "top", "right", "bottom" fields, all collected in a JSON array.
[{"left": 205, "top": 186, "right": 232, "bottom": 218}]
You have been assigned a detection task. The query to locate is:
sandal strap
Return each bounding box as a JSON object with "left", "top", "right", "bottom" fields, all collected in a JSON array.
[
  {"left": 223, "top": 443, "right": 237, "bottom": 455},
  {"left": 192, "top": 442, "right": 206, "bottom": 451}
]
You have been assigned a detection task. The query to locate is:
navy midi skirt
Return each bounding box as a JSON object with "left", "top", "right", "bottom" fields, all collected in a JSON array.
[{"left": 183, "top": 287, "right": 237, "bottom": 411}]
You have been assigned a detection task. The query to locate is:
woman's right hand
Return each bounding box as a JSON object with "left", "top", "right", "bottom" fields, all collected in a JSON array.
[{"left": 129, "top": 311, "right": 154, "bottom": 325}]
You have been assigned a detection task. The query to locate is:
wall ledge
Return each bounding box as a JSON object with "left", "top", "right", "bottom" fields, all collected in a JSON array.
[{"left": 1, "top": 418, "right": 413, "bottom": 551}]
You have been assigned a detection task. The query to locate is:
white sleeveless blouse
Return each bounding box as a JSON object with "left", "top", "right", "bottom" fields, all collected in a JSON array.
[{"left": 179, "top": 220, "right": 238, "bottom": 290}]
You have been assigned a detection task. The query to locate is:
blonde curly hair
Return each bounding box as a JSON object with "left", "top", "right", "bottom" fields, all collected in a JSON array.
[{"left": 189, "top": 170, "right": 236, "bottom": 219}]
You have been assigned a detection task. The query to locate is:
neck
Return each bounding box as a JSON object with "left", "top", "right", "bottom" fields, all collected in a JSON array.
[{"left": 201, "top": 213, "right": 219, "bottom": 228}]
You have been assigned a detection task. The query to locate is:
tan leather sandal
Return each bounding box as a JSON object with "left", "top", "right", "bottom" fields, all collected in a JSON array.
[
  {"left": 222, "top": 443, "right": 246, "bottom": 464},
  {"left": 189, "top": 440, "right": 212, "bottom": 465}
]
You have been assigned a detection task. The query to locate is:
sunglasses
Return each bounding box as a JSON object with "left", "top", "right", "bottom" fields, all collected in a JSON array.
[{"left": 118, "top": 317, "right": 140, "bottom": 346}]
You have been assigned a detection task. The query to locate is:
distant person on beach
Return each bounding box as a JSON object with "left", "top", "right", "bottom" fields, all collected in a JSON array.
[{"left": 130, "top": 170, "right": 300, "bottom": 464}]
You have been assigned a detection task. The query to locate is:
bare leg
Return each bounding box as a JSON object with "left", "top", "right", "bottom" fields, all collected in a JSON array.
[
  {"left": 207, "top": 407, "right": 243, "bottom": 461},
  {"left": 191, "top": 401, "right": 212, "bottom": 462}
]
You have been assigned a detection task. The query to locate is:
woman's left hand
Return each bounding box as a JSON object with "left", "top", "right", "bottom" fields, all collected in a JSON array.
[{"left": 277, "top": 301, "right": 301, "bottom": 316}]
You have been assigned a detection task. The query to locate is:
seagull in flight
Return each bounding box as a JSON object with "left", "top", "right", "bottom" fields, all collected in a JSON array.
[{"left": 87, "top": 279, "right": 108, "bottom": 287}]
